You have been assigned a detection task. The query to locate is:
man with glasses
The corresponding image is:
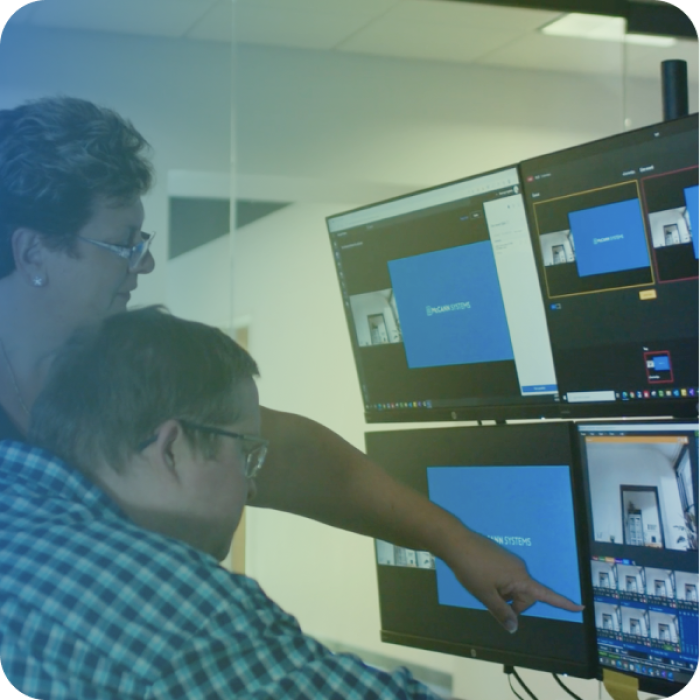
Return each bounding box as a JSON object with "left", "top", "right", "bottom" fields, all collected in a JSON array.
[{"left": 0, "top": 307, "right": 439, "bottom": 699}]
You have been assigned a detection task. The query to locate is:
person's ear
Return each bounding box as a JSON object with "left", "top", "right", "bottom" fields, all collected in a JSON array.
[
  {"left": 11, "top": 227, "right": 50, "bottom": 288},
  {"left": 151, "top": 420, "right": 186, "bottom": 483}
]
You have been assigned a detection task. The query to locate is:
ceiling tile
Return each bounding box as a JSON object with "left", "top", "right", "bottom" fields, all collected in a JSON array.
[
  {"left": 187, "top": 0, "right": 232, "bottom": 43},
  {"left": 27, "top": 0, "right": 220, "bottom": 38},
  {"left": 477, "top": 32, "right": 627, "bottom": 77},
  {"left": 234, "top": 0, "right": 400, "bottom": 13},
  {"left": 387, "top": 0, "right": 560, "bottom": 33},
  {"left": 337, "top": 19, "right": 523, "bottom": 63},
  {"left": 337, "top": 1, "right": 561, "bottom": 65},
  {"left": 234, "top": 4, "right": 386, "bottom": 51}
]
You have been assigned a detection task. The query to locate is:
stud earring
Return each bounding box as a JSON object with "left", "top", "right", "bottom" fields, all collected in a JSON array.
[{"left": 32, "top": 276, "right": 45, "bottom": 287}]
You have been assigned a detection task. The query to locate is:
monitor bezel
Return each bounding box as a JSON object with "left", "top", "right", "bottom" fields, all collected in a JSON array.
[
  {"left": 326, "top": 165, "right": 565, "bottom": 425},
  {"left": 573, "top": 418, "right": 699, "bottom": 697},
  {"left": 367, "top": 422, "right": 598, "bottom": 679},
  {"left": 519, "top": 113, "right": 699, "bottom": 422}
]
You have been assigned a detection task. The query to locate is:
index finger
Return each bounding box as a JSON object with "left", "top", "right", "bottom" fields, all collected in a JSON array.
[{"left": 514, "top": 580, "right": 585, "bottom": 614}]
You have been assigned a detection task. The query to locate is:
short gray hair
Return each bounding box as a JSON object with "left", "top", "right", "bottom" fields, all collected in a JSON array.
[
  {"left": 29, "top": 307, "right": 260, "bottom": 474},
  {"left": 0, "top": 96, "right": 153, "bottom": 278}
]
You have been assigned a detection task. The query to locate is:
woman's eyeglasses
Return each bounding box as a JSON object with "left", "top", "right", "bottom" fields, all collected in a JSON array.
[{"left": 77, "top": 231, "right": 155, "bottom": 272}]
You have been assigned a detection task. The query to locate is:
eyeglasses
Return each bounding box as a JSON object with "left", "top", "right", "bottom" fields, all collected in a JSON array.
[
  {"left": 138, "top": 420, "right": 269, "bottom": 480},
  {"left": 77, "top": 231, "right": 155, "bottom": 272}
]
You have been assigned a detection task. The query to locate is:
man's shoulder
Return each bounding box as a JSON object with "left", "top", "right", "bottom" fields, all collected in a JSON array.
[
  {"left": 0, "top": 439, "right": 115, "bottom": 517},
  {"left": 0, "top": 440, "right": 255, "bottom": 602}
]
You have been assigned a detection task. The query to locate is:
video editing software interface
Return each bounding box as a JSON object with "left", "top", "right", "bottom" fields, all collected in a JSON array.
[
  {"left": 578, "top": 422, "right": 699, "bottom": 692},
  {"left": 521, "top": 115, "right": 698, "bottom": 418},
  {"left": 327, "top": 167, "right": 560, "bottom": 422},
  {"left": 366, "top": 423, "right": 595, "bottom": 677}
]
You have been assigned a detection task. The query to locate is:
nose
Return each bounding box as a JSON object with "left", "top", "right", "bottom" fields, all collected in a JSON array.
[{"left": 135, "top": 249, "right": 156, "bottom": 275}]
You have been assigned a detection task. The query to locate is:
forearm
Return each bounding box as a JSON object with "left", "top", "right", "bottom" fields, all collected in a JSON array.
[
  {"left": 252, "top": 406, "right": 470, "bottom": 559},
  {"left": 253, "top": 408, "right": 583, "bottom": 629}
]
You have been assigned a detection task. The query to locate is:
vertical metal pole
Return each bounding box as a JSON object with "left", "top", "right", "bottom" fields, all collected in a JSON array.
[{"left": 661, "top": 60, "right": 689, "bottom": 121}]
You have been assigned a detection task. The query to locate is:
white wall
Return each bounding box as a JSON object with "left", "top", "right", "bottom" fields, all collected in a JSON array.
[{"left": 236, "top": 43, "right": 626, "bottom": 189}]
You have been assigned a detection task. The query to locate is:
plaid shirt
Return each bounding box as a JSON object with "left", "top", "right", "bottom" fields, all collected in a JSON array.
[{"left": 0, "top": 441, "right": 439, "bottom": 700}]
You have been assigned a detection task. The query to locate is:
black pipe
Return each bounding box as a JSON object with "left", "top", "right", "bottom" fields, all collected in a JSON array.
[{"left": 661, "top": 60, "right": 689, "bottom": 121}]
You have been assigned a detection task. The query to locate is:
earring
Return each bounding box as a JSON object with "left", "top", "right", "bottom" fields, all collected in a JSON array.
[{"left": 32, "top": 276, "right": 45, "bottom": 287}]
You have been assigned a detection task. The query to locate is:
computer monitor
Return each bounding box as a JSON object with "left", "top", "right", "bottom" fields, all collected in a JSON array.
[
  {"left": 366, "top": 423, "right": 596, "bottom": 677},
  {"left": 520, "top": 114, "right": 699, "bottom": 419},
  {"left": 576, "top": 420, "right": 699, "bottom": 695},
  {"left": 327, "top": 167, "right": 561, "bottom": 423}
]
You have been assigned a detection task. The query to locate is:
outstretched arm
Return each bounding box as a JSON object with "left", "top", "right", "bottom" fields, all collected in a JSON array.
[{"left": 253, "top": 407, "right": 582, "bottom": 633}]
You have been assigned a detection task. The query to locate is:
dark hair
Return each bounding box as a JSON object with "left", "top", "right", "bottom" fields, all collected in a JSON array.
[
  {"left": 0, "top": 96, "right": 154, "bottom": 278},
  {"left": 29, "top": 307, "right": 260, "bottom": 474}
]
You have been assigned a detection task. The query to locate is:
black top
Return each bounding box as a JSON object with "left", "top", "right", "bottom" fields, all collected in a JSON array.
[{"left": 0, "top": 403, "right": 25, "bottom": 442}]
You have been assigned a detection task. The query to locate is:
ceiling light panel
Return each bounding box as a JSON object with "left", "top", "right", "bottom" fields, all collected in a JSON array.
[
  {"left": 542, "top": 13, "right": 627, "bottom": 41},
  {"left": 542, "top": 12, "right": 677, "bottom": 47}
]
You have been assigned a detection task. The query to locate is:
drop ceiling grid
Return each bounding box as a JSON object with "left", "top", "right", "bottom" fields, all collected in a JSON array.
[{"left": 8, "top": 0, "right": 697, "bottom": 82}]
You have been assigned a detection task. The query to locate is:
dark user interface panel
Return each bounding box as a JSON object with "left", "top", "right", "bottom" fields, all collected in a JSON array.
[
  {"left": 521, "top": 114, "right": 698, "bottom": 418},
  {"left": 366, "top": 423, "right": 595, "bottom": 678},
  {"left": 578, "top": 421, "right": 699, "bottom": 694},
  {"left": 328, "top": 167, "right": 560, "bottom": 422}
]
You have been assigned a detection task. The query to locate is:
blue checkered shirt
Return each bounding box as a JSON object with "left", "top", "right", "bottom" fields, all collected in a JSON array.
[{"left": 0, "top": 441, "right": 439, "bottom": 700}]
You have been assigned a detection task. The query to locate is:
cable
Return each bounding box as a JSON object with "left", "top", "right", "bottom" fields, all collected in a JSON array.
[
  {"left": 503, "top": 666, "right": 539, "bottom": 700},
  {"left": 552, "top": 674, "right": 584, "bottom": 700},
  {"left": 511, "top": 667, "right": 539, "bottom": 700},
  {"left": 507, "top": 673, "right": 527, "bottom": 700}
]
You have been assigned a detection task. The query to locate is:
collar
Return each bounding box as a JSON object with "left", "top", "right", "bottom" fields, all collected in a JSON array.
[{"left": 0, "top": 439, "right": 125, "bottom": 518}]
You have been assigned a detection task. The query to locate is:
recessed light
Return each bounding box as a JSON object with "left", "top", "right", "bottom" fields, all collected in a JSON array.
[{"left": 541, "top": 13, "right": 677, "bottom": 48}]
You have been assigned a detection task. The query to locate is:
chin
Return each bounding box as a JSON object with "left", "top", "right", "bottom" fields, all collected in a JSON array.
[{"left": 111, "top": 293, "right": 131, "bottom": 312}]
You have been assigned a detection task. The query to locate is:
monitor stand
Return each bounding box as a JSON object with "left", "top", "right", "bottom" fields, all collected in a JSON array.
[{"left": 603, "top": 669, "right": 640, "bottom": 699}]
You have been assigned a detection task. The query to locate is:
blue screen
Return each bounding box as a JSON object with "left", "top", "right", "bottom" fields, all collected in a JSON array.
[
  {"left": 427, "top": 465, "right": 583, "bottom": 623},
  {"left": 684, "top": 185, "right": 699, "bottom": 259},
  {"left": 569, "top": 199, "right": 650, "bottom": 277},
  {"left": 652, "top": 355, "right": 671, "bottom": 371},
  {"left": 388, "top": 242, "right": 513, "bottom": 369}
]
